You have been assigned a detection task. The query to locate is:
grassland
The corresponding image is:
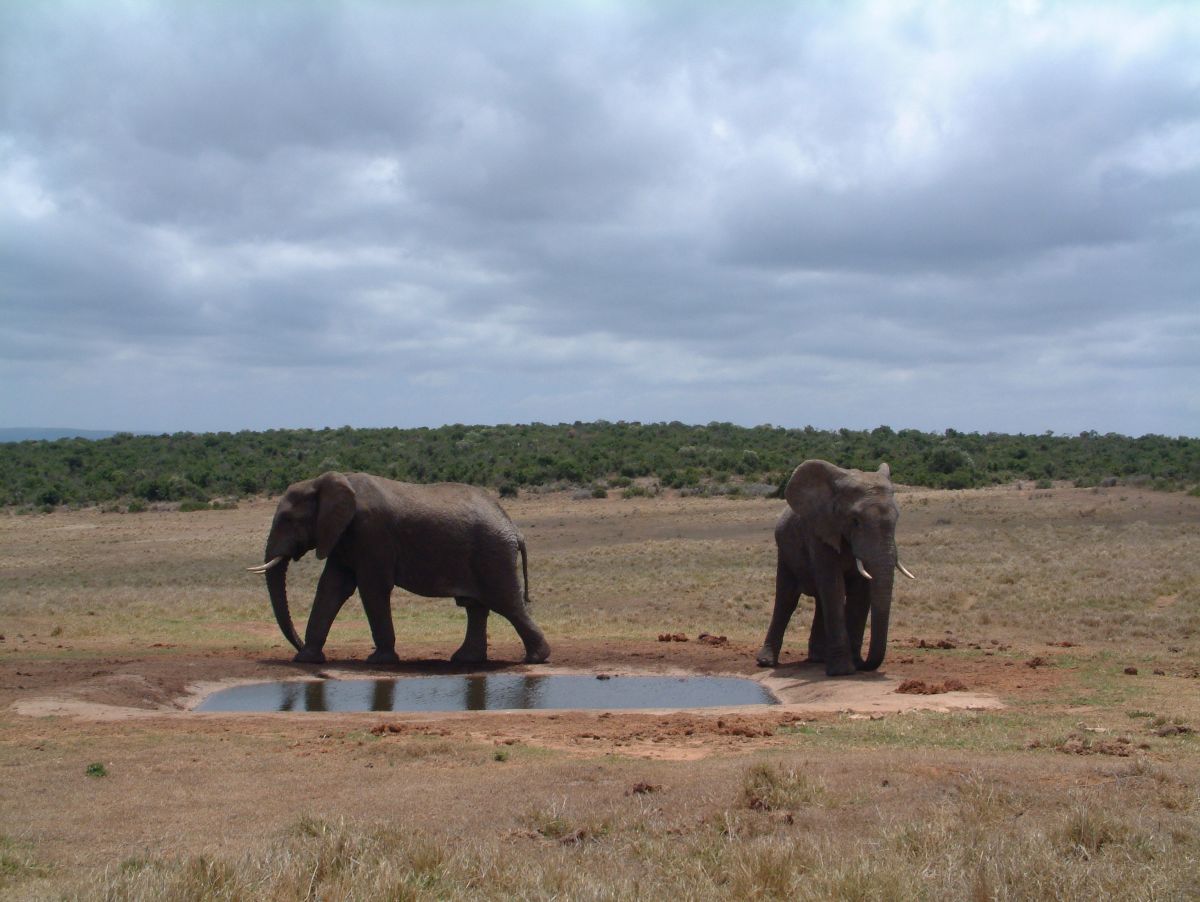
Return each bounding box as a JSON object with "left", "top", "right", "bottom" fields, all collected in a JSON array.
[{"left": 1, "top": 483, "right": 1198, "bottom": 899}]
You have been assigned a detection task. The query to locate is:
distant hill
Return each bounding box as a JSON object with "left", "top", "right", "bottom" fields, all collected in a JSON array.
[{"left": 0, "top": 428, "right": 122, "bottom": 443}]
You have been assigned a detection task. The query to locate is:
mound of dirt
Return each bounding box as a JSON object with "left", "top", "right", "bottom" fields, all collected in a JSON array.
[{"left": 895, "top": 678, "right": 968, "bottom": 695}]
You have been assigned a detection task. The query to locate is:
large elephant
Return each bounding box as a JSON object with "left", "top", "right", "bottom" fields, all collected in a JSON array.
[
  {"left": 755, "top": 460, "right": 914, "bottom": 676},
  {"left": 247, "top": 471, "right": 551, "bottom": 666}
]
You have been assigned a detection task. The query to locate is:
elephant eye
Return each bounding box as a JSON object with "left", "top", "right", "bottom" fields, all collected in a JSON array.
[{"left": 850, "top": 515, "right": 861, "bottom": 529}]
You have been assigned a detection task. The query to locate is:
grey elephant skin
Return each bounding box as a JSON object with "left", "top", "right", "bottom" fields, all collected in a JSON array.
[
  {"left": 252, "top": 471, "right": 551, "bottom": 666},
  {"left": 756, "top": 460, "right": 908, "bottom": 676}
]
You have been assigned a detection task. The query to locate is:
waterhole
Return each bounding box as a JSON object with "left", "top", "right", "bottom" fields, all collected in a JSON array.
[{"left": 195, "top": 674, "right": 777, "bottom": 713}]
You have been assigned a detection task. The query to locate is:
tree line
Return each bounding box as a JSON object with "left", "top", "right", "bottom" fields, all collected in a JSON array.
[{"left": 2, "top": 422, "right": 1197, "bottom": 509}]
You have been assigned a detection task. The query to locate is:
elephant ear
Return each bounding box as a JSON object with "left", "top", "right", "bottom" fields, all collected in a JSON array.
[
  {"left": 784, "top": 460, "right": 847, "bottom": 551},
  {"left": 314, "top": 472, "right": 356, "bottom": 560}
]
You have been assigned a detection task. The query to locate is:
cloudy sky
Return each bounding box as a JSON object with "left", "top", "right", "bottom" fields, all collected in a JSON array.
[{"left": 2, "top": 1, "right": 1197, "bottom": 437}]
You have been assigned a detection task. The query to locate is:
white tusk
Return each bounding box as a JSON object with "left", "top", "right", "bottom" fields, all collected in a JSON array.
[
  {"left": 897, "top": 562, "right": 916, "bottom": 580},
  {"left": 246, "top": 555, "right": 286, "bottom": 574},
  {"left": 855, "top": 558, "right": 873, "bottom": 580}
]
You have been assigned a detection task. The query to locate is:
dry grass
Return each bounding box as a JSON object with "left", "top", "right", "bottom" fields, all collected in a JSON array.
[
  {"left": 3, "top": 485, "right": 1198, "bottom": 655},
  {"left": 68, "top": 766, "right": 1200, "bottom": 900},
  {"left": 2, "top": 484, "right": 1199, "bottom": 899}
]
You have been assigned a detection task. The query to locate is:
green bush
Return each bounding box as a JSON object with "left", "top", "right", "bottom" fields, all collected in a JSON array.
[{"left": 1, "top": 423, "right": 1196, "bottom": 507}]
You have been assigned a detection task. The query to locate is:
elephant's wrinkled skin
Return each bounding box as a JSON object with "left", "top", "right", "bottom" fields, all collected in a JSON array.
[
  {"left": 756, "top": 460, "right": 908, "bottom": 676},
  {"left": 254, "top": 471, "right": 551, "bottom": 666}
]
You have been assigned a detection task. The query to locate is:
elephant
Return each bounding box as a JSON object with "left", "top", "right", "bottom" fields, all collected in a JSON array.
[
  {"left": 755, "top": 460, "right": 915, "bottom": 676},
  {"left": 247, "top": 471, "right": 551, "bottom": 666}
]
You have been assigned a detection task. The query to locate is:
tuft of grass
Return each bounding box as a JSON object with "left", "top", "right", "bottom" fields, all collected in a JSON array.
[
  {"left": 521, "top": 800, "right": 612, "bottom": 844},
  {"left": 1056, "top": 804, "right": 1127, "bottom": 859},
  {"left": 741, "top": 761, "right": 825, "bottom": 811},
  {"left": 0, "top": 836, "right": 48, "bottom": 889},
  {"left": 522, "top": 800, "right": 574, "bottom": 840},
  {"left": 85, "top": 762, "right": 107, "bottom": 778}
]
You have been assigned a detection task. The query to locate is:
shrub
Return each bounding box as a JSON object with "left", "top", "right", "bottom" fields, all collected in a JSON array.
[{"left": 2, "top": 422, "right": 1196, "bottom": 506}]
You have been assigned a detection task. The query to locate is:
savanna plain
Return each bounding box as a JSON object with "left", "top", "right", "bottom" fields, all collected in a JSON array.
[{"left": 1, "top": 483, "right": 1198, "bottom": 899}]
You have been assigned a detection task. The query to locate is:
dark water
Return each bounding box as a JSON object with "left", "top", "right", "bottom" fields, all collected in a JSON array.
[{"left": 195, "top": 674, "right": 777, "bottom": 713}]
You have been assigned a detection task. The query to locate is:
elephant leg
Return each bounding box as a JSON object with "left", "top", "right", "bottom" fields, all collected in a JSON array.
[
  {"left": 807, "top": 603, "right": 827, "bottom": 663},
  {"left": 814, "top": 563, "right": 854, "bottom": 677},
  {"left": 356, "top": 572, "right": 400, "bottom": 666},
  {"left": 451, "top": 597, "right": 490, "bottom": 665},
  {"left": 470, "top": 544, "right": 550, "bottom": 664},
  {"left": 498, "top": 602, "right": 551, "bottom": 664},
  {"left": 845, "top": 577, "right": 871, "bottom": 669},
  {"left": 509, "top": 608, "right": 552, "bottom": 664},
  {"left": 756, "top": 558, "right": 800, "bottom": 667},
  {"left": 296, "top": 562, "right": 357, "bottom": 664},
  {"left": 485, "top": 580, "right": 550, "bottom": 664}
]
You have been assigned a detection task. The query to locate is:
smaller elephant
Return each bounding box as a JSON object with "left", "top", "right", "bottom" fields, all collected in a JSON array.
[
  {"left": 248, "top": 472, "right": 551, "bottom": 666},
  {"left": 755, "top": 460, "right": 915, "bottom": 676}
]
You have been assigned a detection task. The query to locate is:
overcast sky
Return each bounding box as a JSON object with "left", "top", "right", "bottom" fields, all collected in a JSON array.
[{"left": 2, "top": 1, "right": 1197, "bottom": 437}]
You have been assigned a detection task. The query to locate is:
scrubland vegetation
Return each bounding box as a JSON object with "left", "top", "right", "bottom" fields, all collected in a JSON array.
[{"left": 3, "top": 421, "right": 1198, "bottom": 509}]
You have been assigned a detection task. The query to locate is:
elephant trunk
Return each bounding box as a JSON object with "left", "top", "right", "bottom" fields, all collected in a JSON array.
[
  {"left": 266, "top": 559, "right": 304, "bottom": 652},
  {"left": 861, "top": 552, "right": 895, "bottom": 671}
]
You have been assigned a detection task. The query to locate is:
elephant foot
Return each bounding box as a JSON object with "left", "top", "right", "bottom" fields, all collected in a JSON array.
[
  {"left": 523, "top": 639, "right": 551, "bottom": 665},
  {"left": 754, "top": 646, "right": 779, "bottom": 667},
  {"left": 824, "top": 655, "right": 856, "bottom": 677},
  {"left": 451, "top": 645, "right": 488, "bottom": 665},
  {"left": 293, "top": 647, "right": 326, "bottom": 664},
  {"left": 366, "top": 648, "right": 400, "bottom": 666}
]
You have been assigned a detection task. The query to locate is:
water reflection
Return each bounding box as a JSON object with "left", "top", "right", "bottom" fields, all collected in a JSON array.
[{"left": 197, "top": 674, "right": 776, "bottom": 713}]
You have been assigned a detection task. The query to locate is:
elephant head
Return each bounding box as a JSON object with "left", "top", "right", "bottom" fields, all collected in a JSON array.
[
  {"left": 247, "top": 472, "right": 357, "bottom": 653},
  {"left": 784, "top": 460, "right": 912, "bottom": 671}
]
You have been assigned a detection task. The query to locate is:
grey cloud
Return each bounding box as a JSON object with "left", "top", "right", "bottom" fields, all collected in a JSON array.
[{"left": 0, "top": 1, "right": 1196, "bottom": 435}]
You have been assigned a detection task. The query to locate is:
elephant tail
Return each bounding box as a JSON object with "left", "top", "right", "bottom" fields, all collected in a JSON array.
[{"left": 518, "top": 537, "right": 532, "bottom": 607}]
